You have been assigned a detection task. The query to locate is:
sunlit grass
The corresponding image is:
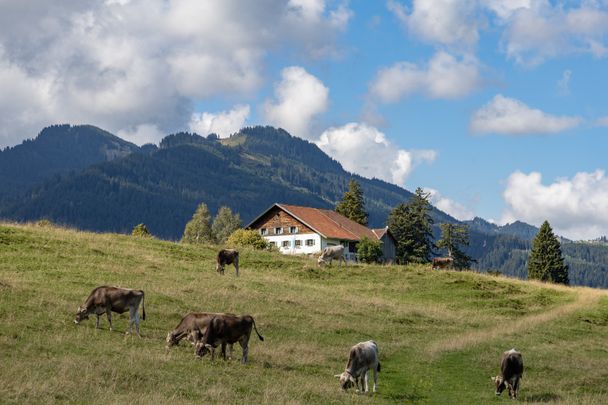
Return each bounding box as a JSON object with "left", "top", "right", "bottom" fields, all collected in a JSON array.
[{"left": 1, "top": 222, "right": 608, "bottom": 403}]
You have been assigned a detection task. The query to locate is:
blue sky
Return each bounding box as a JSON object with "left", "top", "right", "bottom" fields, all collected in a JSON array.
[{"left": 1, "top": 0, "right": 608, "bottom": 239}]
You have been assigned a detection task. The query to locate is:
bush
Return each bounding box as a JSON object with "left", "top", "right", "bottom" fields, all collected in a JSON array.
[
  {"left": 132, "top": 223, "right": 151, "bottom": 237},
  {"left": 357, "top": 236, "right": 383, "bottom": 264},
  {"left": 226, "top": 229, "right": 267, "bottom": 250},
  {"left": 36, "top": 219, "right": 53, "bottom": 227}
]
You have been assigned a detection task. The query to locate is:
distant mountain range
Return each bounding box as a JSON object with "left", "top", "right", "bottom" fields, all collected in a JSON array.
[{"left": 1, "top": 124, "right": 607, "bottom": 288}]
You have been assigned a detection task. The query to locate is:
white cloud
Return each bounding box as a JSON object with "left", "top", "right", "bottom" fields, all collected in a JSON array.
[
  {"left": 502, "top": 3, "right": 608, "bottom": 65},
  {"left": 557, "top": 69, "right": 572, "bottom": 95},
  {"left": 482, "top": 0, "right": 531, "bottom": 21},
  {"left": 387, "top": 0, "right": 479, "bottom": 48},
  {"left": 117, "top": 124, "right": 166, "bottom": 146},
  {"left": 470, "top": 94, "right": 582, "bottom": 135},
  {"left": 425, "top": 188, "right": 474, "bottom": 221},
  {"left": 189, "top": 105, "right": 250, "bottom": 138},
  {"left": 0, "top": 0, "right": 351, "bottom": 148},
  {"left": 263, "top": 66, "right": 329, "bottom": 139},
  {"left": 316, "top": 122, "right": 436, "bottom": 186},
  {"left": 595, "top": 116, "right": 608, "bottom": 126},
  {"left": 370, "top": 51, "right": 483, "bottom": 103},
  {"left": 501, "top": 170, "right": 608, "bottom": 240}
]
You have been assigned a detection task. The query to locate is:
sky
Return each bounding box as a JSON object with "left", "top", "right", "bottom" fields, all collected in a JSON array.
[{"left": 1, "top": 0, "right": 608, "bottom": 240}]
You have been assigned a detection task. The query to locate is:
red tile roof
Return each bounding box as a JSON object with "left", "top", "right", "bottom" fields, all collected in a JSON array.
[{"left": 276, "top": 204, "right": 379, "bottom": 241}]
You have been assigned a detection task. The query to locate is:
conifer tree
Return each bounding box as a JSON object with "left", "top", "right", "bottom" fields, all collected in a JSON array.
[
  {"left": 182, "top": 203, "right": 213, "bottom": 244},
  {"left": 388, "top": 187, "right": 434, "bottom": 263},
  {"left": 437, "top": 223, "right": 472, "bottom": 270},
  {"left": 528, "top": 220, "right": 569, "bottom": 285},
  {"left": 335, "top": 179, "right": 368, "bottom": 226},
  {"left": 212, "top": 206, "right": 242, "bottom": 244}
]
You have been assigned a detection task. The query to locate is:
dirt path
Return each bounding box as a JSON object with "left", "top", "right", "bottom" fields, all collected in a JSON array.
[{"left": 426, "top": 288, "right": 605, "bottom": 357}]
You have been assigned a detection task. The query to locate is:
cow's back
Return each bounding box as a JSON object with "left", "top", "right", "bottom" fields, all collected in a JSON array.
[{"left": 501, "top": 350, "right": 523, "bottom": 379}]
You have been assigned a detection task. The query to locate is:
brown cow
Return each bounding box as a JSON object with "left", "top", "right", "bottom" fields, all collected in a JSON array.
[
  {"left": 74, "top": 286, "right": 145, "bottom": 336},
  {"left": 493, "top": 349, "right": 524, "bottom": 399},
  {"left": 165, "top": 312, "right": 235, "bottom": 353},
  {"left": 216, "top": 249, "right": 239, "bottom": 276},
  {"left": 432, "top": 257, "right": 454, "bottom": 270},
  {"left": 195, "top": 314, "right": 264, "bottom": 363}
]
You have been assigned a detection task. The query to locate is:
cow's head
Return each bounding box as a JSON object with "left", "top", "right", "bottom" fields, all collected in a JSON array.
[
  {"left": 317, "top": 257, "right": 326, "bottom": 267},
  {"left": 166, "top": 332, "right": 178, "bottom": 348},
  {"left": 492, "top": 376, "right": 506, "bottom": 396},
  {"left": 195, "top": 342, "right": 214, "bottom": 358},
  {"left": 335, "top": 372, "right": 356, "bottom": 391},
  {"left": 74, "top": 306, "right": 89, "bottom": 324},
  {"left": 216, "top": 262, "right": 224, "bottom": 274}
]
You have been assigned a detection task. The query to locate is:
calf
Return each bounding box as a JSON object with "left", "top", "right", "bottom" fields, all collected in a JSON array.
[
  {"left": 166, "top": 312, "right": 235, "bottom": 355},
  {"left": 432, "top": 257, "right": 454, "bottom": 270},
  {"left": 318, "top": 245, "right": 346, "bottom": 267},
  {"left": 195, "top": 314, "right": 264, "bottom": 363},
  {"left": 216, "top": 249, "right": 239, "bottom": 276},
  {"left": 493, "top": 348, "right": 524, "bottom": 399},
  {"left": 74, "top": 286, "right": 145, "bottom": 336},
  {"left": 335, "top": 340, "right": 380, "bottom": 393}
]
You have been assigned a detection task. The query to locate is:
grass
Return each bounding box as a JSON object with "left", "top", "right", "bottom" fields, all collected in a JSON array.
[{"left": 1, "top": 222, "right": 608, "bottom": 404}]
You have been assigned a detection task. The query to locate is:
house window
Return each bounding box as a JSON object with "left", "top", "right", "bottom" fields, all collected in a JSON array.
[
  {"left": 282, "top": 240, "right": 290, "bottom": 248},
  {"left": 305, "top": 239, "right": 315, "bottom": 246},
  {"left": 269, "top": 241, "right": 276, "bottom": 247},
  {"left": 289, "top": 226, "right": 298, "bottom": 234},
  {"left": 275, "top": 227, "right": 283, "bottom": 235},
  {"left": 260, "top": 228, "right": 268, "bottom": 236},
  {"left": 295, "top": 240, "right": 302, "bottom": 248}
]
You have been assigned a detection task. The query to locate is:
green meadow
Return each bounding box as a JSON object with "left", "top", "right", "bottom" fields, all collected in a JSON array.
[{"left": 1, "top": 222, "right": 608, "bottom": 404}]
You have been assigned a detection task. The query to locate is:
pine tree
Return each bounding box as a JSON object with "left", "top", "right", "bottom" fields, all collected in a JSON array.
[
  {"left": 437, "top": 223, "right": 472, "bottom": 270},
  {"left": 528, "top": 221, "right": 569, "bottom": 285},
  {"left": 335, "top": 179, "right": 368, "bottom": 226},
  {"left": 388, "top": 187, "right": 435, "bottom": 264},
  {"left": 182, "top": 203, "right": 213, "bottom": 244},
  {"left": 212, "top": 206, "right": 242, "bottom": 244}
]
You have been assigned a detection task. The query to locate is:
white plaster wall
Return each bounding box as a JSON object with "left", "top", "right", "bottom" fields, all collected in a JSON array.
[{"left": 263, "top": 233, "right": 322, "bottom": 255}]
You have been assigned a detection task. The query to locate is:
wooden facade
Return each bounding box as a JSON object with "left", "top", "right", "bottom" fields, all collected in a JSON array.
[{"left": 252, "top": 206, "right": 314, "bottom": 235}]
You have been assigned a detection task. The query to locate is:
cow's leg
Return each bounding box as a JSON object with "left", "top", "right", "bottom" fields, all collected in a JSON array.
[
  {"left": 363, "top": 370, "right": 369, "bottom": 393},
  {"left": 95, "top": 314, "right": 100, "bottom": 329},
  {"left": 240, "top": 337, "right": 249, "bottom": 364},
  {"left": 106, "top": 308, "right": 113, "bottom": 331},
  {"left": 373, "top": 366, "right": 378, "bottom": 392},
  {"left": 221, "top": 343, "right": 227, "bottom": 360},
  {"left": 134, "top": 308, "right": 141, "bottom": 337},
  {"left": 228, "top": 344, "right": 233, "bottom": 360},
  {"left": 235, "top": 258, "right": 239, "bottom": 277}
]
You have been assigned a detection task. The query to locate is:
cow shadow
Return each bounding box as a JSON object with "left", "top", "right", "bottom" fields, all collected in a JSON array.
[{"left": 524, "top": 392, "right": 562, "bottom": 402}]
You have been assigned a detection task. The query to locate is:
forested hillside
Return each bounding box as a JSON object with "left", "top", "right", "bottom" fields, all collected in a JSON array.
[{"left": 1, "top": 124, "right": 608, "bottom": 287}]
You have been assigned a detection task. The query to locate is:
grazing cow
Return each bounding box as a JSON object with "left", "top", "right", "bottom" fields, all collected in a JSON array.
[
  {"left": 74, "top": 286, "right": 145, "bottom": 336},
  {"left": 432, "top": 257, "right": 454, "bottom": 270},
  {"left": 318, "top": 245, "right": 346, "bottom": 267},
  {"left": 195, "top": 314, "right": 264, "bottom": 363},
  {"left": 334, "top": 340, "right": 380, "bottom": 393},
  {"left": 165, "top": 312, "right": 235, "bottom": 354},
  {"left": 493, "top": 349, "right": 524, "bottom": 399},
  {"left": 216, "top": 249, "right": 239, "bottom": 276}
]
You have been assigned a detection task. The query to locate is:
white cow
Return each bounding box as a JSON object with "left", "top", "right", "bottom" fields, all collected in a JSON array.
[
  {"left": 335, "top": 340, "right": 380, "bottom": 393},
  {"left": 318, "top": 245, "right": 346, "bottom": 267}
]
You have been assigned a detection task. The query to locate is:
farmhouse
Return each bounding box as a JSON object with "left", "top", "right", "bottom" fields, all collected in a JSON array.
[{"left": 247, "top": 203, "right": 396, "bottom": 262}]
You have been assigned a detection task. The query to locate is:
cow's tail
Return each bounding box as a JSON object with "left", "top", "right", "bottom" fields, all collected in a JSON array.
[
  {"left": 377, "top": 362, "right": 381, "bottom": 372},
  {"left": 140, "top": 290, "right": 146, "bottom": 321},
  {"left": 252, "top": 317, "right": 264, "bottom": 341}
]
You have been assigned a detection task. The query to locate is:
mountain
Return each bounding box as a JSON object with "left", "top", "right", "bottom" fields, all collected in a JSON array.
[
  {"left": 0, "top": 124, "right": 140, "bottom": 200},
  {"left": 2, "top": 124, "right": 608, "bottom": 288},
  {"left": 1, "top": 126, "right": 454, "bottom": 239}
]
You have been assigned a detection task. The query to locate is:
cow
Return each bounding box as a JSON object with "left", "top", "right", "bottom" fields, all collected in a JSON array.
[
  {"left": 318, "top": 245, "right": 346, "bottom": 267},
  {"left": 165, "top": 312, "right": 235, "bottom": 354},
  {"left": 216, "top": 249, "right": 239, "bottom": 276},
  {"left": 195, "top": 314, "right": 264, "bottom": 363},
  {"left": 492, "top": 348, "right": 524, "bottom": 399},
  {"left": 432, "top": 257, "right": 454, "bottom": 270},
  {"left": 74, "top": 286, "right": 145, "bottom": 336},
  {"left": 334, "top": 340, "right": 380, "bottom": 393}
]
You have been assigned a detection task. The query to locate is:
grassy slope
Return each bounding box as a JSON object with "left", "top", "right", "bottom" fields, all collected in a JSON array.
[{"left": 1, "top": 223, "right": 608, "bottom": 404}]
